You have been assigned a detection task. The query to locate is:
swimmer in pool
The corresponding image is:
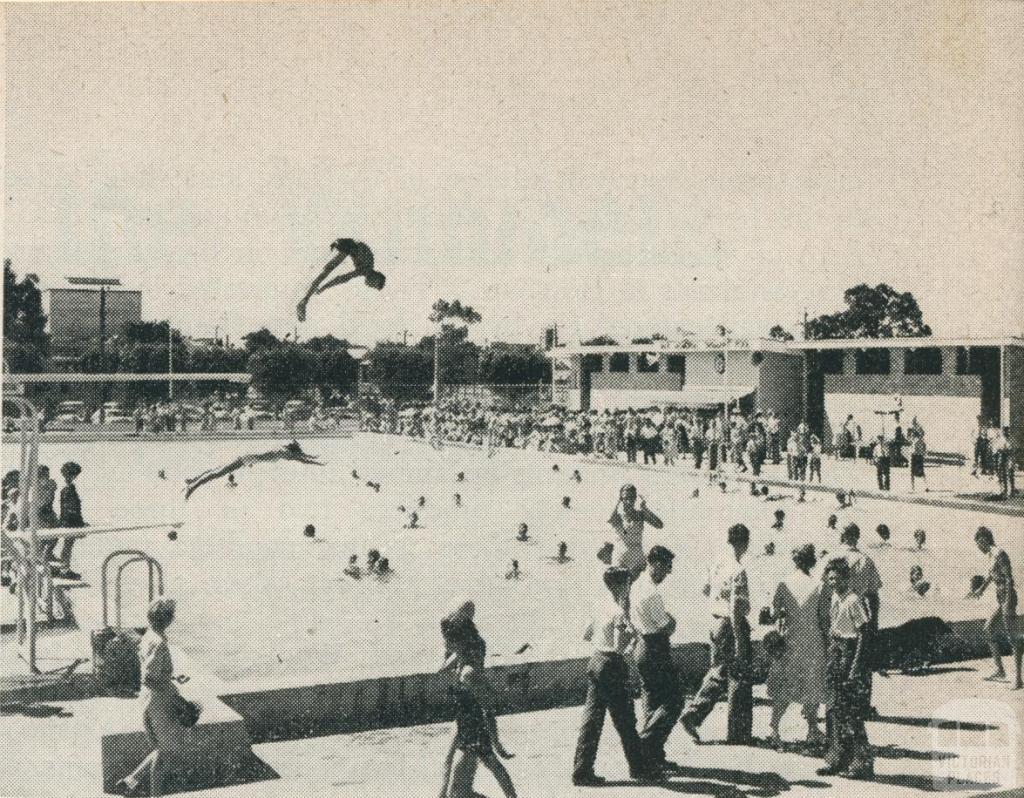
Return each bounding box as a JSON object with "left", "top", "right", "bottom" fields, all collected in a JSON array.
[
  {"left": 506, "top": 560, "right": 522, "bottom": 580},
  {"left": 562, "top": 496, "right": 571, "bottom": 509},
  {"left": 516, "top": 523, "right": 530, "bottom": 542},
  {"left": 343, "top": 555, "right": 362, "bottom": 579},
  {"left": 771, "top": 510, "right": 785, "bottom": 530},
  {"left": 454, "top": 493, "right": 462, "bottom": 507},
  {"left": 607, "top": 483, "right": 663, "bottom": 577},
  {"left": 366, "top": 549, "right": 381, "bottom": 574},
  {"left": 874, "top": 524, "right": 891, "bottom": 548},
  {"left": 909, "top": 565, "right": 930, "bottom": 597},
  {"left": 913, "top": 529, "right": 926, "bottom": 550},
  {"left": 556, "top": 542, "right": 570, "bottom": 563},
  {"left": 227, "top": 473, "right": 237, "bottom": 488},
  {"left": 572, "top": 469, "right": 582, "bottom": 483}
]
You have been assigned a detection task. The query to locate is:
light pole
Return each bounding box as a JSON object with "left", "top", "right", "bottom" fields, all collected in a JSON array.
[{"left": 167, "top": 320, "right": 174, "bottom": 400}]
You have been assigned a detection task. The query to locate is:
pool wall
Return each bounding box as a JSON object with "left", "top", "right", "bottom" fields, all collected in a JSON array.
[{"left": 219, "top": 616, "right": 1006, "bottom": 744}]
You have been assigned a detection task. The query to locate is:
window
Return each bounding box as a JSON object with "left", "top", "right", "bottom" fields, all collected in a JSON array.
[
  {"left": 855, "top": 348, "right": 890, "bottom": 375},
  {"left": 637, "top": 353, "right": 660, "bottom": 373},
  {"left": 581, "top": 354, "right": 603, "bottom": 374},
  {"left": 666, "top": 354, "right": 686, "bottom": 381},
  {"left": 609, "top": 352, "right": 630, "bottom": 373},
  {"left": 820, "top": 350, "right": 844, "bottom": 375},
  {"left": 904, "top": 347, "right": 942, "bottom": 375},
  {"left": 955, "top": 346, "right": 988, "bottom": 375}
]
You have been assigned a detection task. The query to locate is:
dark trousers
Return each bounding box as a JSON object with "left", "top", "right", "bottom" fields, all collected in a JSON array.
[
  {"left": 786, "top": 454, "right": 795, "bottom": 480},
  {"left": 824, "top": 637, "right": 873, "bottom": 771},
  {"left": 795, "top": 455, "right": 808, "bottom": 481},
  {"left": 626, "top": 438, "right": 637, "bottom": 463},
  {"left": 863, "top": 592, "right": 879, "bottom": 706},
  {"left": 573, "top": 652, "right": 648, "bottom": 779},
  {"left": 708, "top": 445, "right": 719, "bottom": 472},
  {"left": 637, "top": 635, "right": 683, "bottom": 765},
  {"left": 809, "top": 457, "right": 822, "bottom": 482},
  {"left": 770, "top": 434, "right": 781, "bottom": 464},
  {"left": 681, "top": 616, "right": 752, "bottom": 743},
  {"left": 693, "top": 445, "right": 704, "bottom": 470},
  {"left": 876, "top": 458, "right": 891, "bottom": 490}
]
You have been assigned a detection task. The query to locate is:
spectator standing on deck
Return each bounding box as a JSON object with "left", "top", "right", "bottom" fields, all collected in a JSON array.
[
  {"left": 438, "top": 602, "right": 518, "bottom": 798},
  {"left": 661, "top": 422, "right": 677, "bottom": 466},
  {"left": 633, "top": 546, "right": 682, "bottom": 774},
  {"left": 766, "top": 411, "right": 782, "bottom": 465},
  {"left": 968, "top": 527, "right": 1023, "bottom": 690},
  {"left": 115, "top": 598, "right": 189, "bottom": 797},
  {"left": 872, "top": 435, "right": 891, "bottom": 491},
  {"left": 993, "top": 427, "right": 1017, "bottom": 498},
  {"left": 572, "top": 566, "right": 659, "bottom": 786},
  {"left": 816, "top": 559, "right": 875, "bottom": 779},
  {"left": 909, "top": 430, "right": 928, "bottom": 493},
  {"left": 54, "top": 461, "right": 86, "bottom": 575},
  {"left": 820, "top": 524, "right": 882, "bottom": 712},
  {"left": 678, "top": 523, "right": 753, "bottom": 745},
  {"left": 808, "top": 435, "right": 823, "bottom": 483},
  {"left": 765, "top": 544, "right": 825, "bottom": 747},
  {"left": 691, "top": 420, "right": 706, "bottom": 471}
]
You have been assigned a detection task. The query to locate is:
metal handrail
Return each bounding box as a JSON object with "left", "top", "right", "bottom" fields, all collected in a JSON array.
[
  {"left": 101, "top": 549, "right": 162, "bottom": 628},
  {"left": 113, "top": 555, "right": 163, "bottom": 628}
]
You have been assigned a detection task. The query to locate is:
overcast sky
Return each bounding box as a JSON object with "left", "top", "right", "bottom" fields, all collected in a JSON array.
[{"left": 4, "top": 1, "right": 1022, "bottom": 346}]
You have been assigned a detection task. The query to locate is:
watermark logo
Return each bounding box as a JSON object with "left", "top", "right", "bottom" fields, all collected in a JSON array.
[{"left": 930, "top": 698, "right": 1019, "bottom": 792}]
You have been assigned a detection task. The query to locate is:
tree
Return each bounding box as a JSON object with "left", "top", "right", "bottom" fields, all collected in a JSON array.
[
  {"left": 428, "top": 299, "right": 482, "bottom": 401},
  {"left": 365, "top": 342, "right": 434, "bottom": 400},
  {"left": 248, "top": 345, "right": 315, "bottom": 399},
  {"left": 767, "top": 324, "right": 795, "bottom": 342},
  {"left": 478, "top": 343, "right": 550, "bottom": 384},
  {"left": 805, "top": 283, "right": 932, "bottom": 340},
  {"left": 242, "top": 327, "right": 282, "bottom": 352},
  {"left": 581, "top": 335, "right": 619, "bottom": 346},
  {"left": 3, "top": 259, "right": 48, "bottom": 371}
]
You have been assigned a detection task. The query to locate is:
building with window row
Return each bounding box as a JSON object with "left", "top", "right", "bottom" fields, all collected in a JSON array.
[{"left": 549, "top": 335, "right": 1024, "bottom": 458}]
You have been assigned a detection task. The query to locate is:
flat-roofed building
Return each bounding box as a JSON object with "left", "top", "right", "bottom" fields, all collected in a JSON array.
[
  {"left": 549, "top": 337, "right": 806, "bottom": 441},
  {"left": 791, "top": 336, "right": 1024, "bottom": 458},
  {"left": 43, "top": 276, "right": 142, "bottom": 366}
]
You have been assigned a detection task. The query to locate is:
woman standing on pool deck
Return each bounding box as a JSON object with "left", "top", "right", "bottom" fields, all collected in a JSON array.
[
  {"left": 116, "top": 598, "right": 189, "bottom": 797},
  {"left": 438, "top": 602, "right": 517, "bottom": 798},
  {"left": 608, "top": 484, "right": 664, "bottom": 577}
]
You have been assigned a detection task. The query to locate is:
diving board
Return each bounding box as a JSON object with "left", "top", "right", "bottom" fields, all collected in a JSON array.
[{"left": 7, "top": 521, "right": 184, "bottom": 542}]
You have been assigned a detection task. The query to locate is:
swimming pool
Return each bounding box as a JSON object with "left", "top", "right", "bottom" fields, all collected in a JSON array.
[{"left": 4, "top": 434, "right": 1017, "bottom": 683}]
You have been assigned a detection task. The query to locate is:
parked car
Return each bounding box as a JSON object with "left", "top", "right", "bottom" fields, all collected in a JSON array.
[
  {"left": 282, "top": 399, "right": 313, "bottom": 421},
  {"left": 54, "top": 400, "right": 87, "bottom": 426}
]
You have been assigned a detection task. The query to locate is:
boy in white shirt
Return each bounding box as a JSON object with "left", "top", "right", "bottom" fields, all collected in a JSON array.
[
  {"left": 634, "top": 546, "right": 681, "bottom": 773},
  {"left": 817, "top": 558, "right": 874, "bottom": 779}
]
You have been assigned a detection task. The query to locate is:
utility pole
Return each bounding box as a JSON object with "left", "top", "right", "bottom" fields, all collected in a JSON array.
[
  {"left": 99, "top": 286, "right": 107, "bottom": 424},
  {"left": 167, "top": 320, "right": 174, "bottom": 400}
]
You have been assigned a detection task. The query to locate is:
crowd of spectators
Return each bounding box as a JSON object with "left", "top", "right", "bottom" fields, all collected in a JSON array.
[{"left": 361, "top": 400, "right": 821, "bottom": 479}]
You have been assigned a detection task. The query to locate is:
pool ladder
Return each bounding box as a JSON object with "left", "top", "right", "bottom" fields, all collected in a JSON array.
[{"left": 101, "top": 549, "right": 165, "bottom": 629}]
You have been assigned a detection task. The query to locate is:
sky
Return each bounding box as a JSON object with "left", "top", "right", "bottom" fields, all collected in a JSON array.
[{"left": 3, "top": 1, "right": 1023, "bottom": 347}]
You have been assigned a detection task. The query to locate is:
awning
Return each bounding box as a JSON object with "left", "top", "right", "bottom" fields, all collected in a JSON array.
[{"left": 590, "top": 385, "right": 754, "bottom": 412}]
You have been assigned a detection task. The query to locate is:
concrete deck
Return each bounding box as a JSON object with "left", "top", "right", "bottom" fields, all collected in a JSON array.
[{"left": 2, "top": 658, "right": 1019, "bottom": 797}]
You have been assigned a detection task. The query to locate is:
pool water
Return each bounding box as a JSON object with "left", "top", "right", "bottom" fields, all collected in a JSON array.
[{"left": 4, "top": 435, "right": 1018, "bottom": 682}]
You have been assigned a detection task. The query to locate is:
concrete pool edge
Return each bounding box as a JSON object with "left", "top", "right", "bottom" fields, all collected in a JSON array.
[
  {"left": 371, "top": 432, "right": 1024, "bottom": 517},
  {"left": 216, "top": 614, "right": 1016, "bottom": 745}
]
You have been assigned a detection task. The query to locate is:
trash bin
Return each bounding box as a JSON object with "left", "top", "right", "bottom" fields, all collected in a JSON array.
[{"left": 92, "top": 627, "right": 143, "bottom": 694}]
